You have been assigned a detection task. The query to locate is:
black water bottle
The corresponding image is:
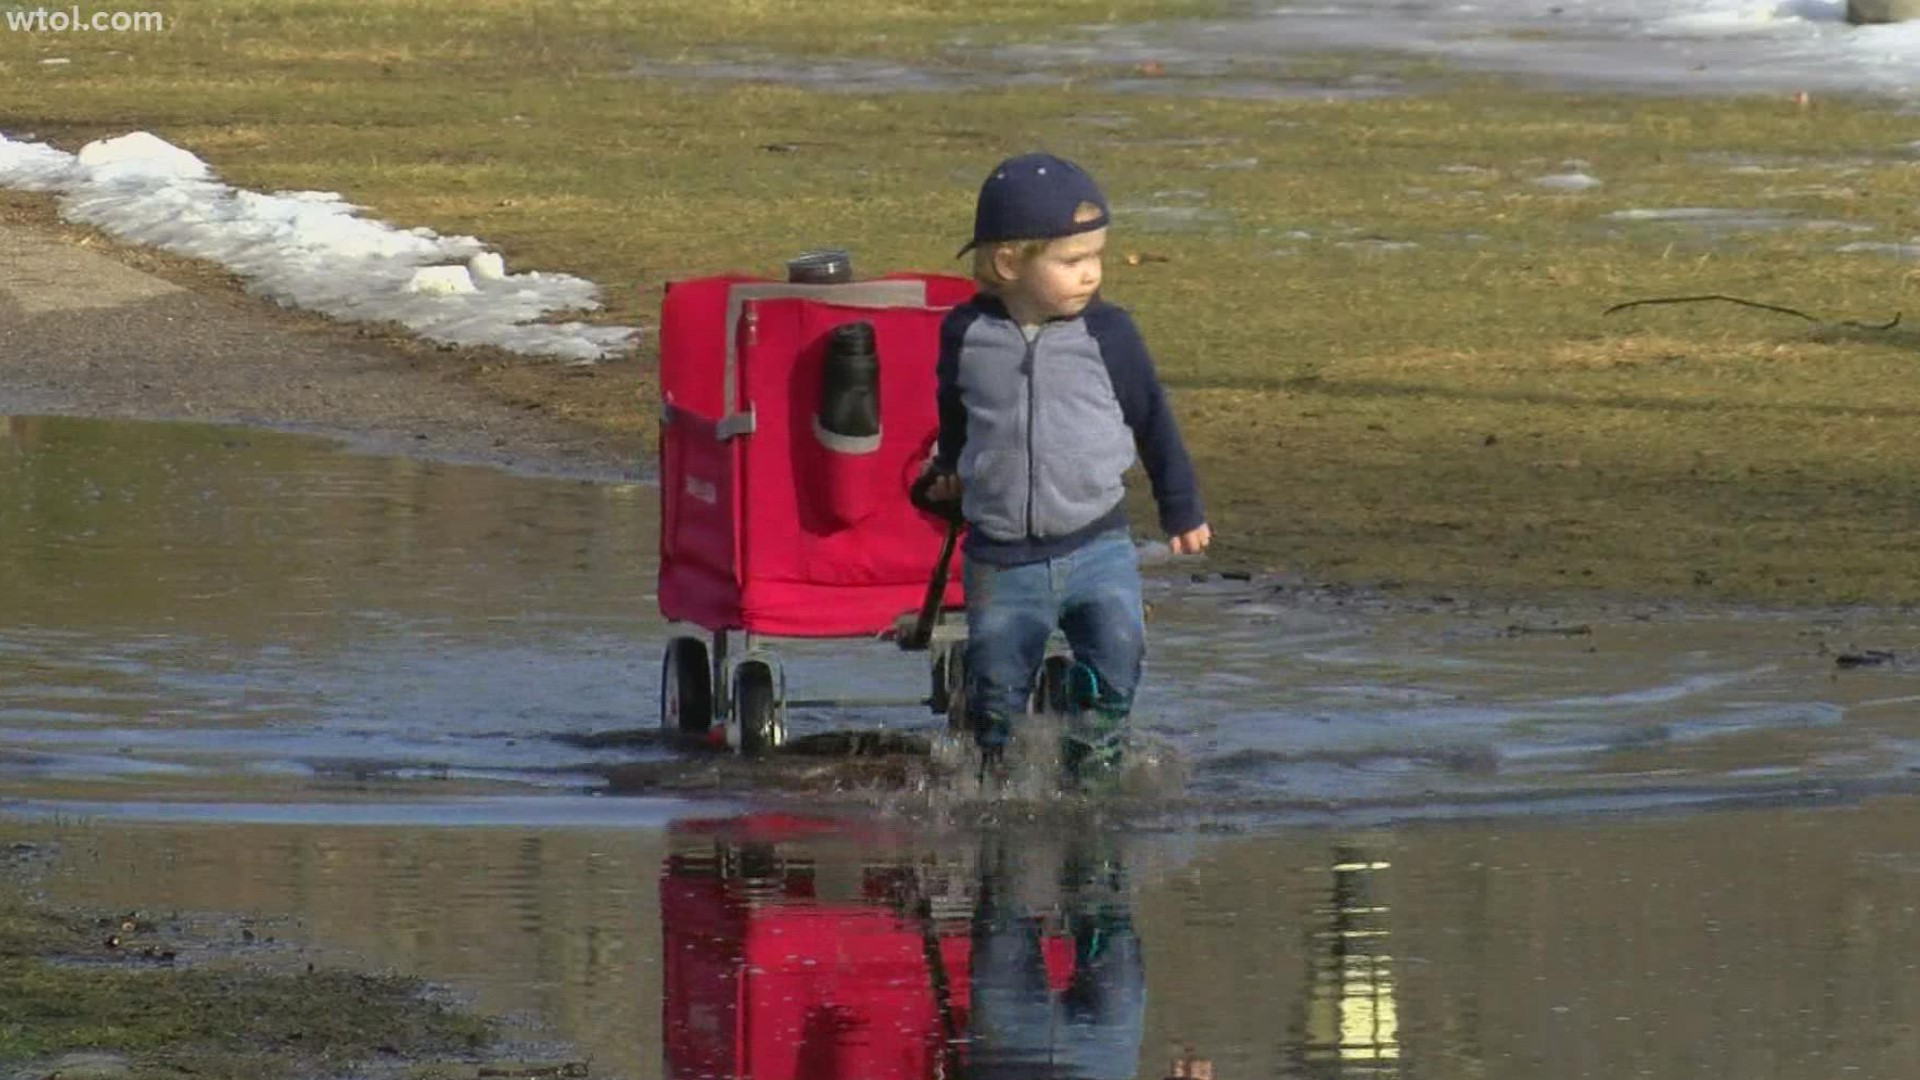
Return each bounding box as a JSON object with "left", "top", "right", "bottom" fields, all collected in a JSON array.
[
  {"left": 818, "top": 321, "right": 880, "bottom": 444},
  {"left": 787, "top": 248, "right": 853, "bottom": 285},
  {"left": 811, "top": 320, "right": 882, "bottom": 530}
]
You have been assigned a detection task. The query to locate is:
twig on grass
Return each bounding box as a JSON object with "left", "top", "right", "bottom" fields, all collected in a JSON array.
[{"left": 1603, "top": 294, "right": 1901, "bottom": 331}]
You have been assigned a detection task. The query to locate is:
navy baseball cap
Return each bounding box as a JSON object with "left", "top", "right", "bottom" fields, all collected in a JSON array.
[{"left": 956, "top": 152, "right": 1110, "bottom": 258}]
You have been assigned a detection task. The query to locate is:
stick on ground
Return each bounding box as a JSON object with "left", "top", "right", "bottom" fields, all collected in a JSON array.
[{"left": 1603, "top": 294, "right": 1901, "bottom": 331}]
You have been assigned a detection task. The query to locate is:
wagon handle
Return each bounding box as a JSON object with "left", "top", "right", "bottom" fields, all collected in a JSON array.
[{"left": 898, "top": 515, "right": 960, "bottom": 652}]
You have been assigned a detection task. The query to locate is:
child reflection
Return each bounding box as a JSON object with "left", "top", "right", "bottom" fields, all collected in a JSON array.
[{"left": 963, "top": 830, "right": 1147, "bottom": 1080}]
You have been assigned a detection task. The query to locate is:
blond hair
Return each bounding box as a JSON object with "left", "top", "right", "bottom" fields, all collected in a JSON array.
[{"left": 969, "top": 201, "right": 1106, "bottom": 290}]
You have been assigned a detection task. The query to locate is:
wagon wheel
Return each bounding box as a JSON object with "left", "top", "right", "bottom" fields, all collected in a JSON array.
[
  {"left": 732, "top": 659, "right": 784, "bottom": 758},
  {"left": 1032, "top": 654, "right": 1074, "bottom": 716},
  {"left": 661, "top": 636, "right": 713, "bottom": 736}
]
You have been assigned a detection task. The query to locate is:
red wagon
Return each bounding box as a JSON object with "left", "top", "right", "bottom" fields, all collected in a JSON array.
[{"left": 655, "top": 258, "right": 984, "bottom": 754}]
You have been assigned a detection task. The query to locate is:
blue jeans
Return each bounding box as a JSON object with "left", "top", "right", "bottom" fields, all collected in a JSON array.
[{"left": 963, "top": 529, "right": 1145, "bottom": 750}]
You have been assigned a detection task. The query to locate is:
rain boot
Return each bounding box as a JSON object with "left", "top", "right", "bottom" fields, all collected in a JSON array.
[{"left": 1060, "top": 663, "right": 1131, "bottom": 791}]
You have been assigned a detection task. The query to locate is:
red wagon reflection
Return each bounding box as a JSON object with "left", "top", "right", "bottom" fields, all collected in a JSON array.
[{"left": 660, "top": 814, "right": 1074, "bottom": 1080}]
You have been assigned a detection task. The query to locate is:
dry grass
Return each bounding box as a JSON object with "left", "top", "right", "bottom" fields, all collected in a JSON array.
[{"left": 6, "top": 1, "right": 1920, "bottom": 603}]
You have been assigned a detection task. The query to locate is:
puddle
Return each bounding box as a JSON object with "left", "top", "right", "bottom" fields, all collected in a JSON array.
[
  {"left": 1604, "top": 206, "right": 1878, "bottom": 235},
  {"left": 1108, "top": 203, "right": 1232, "bottom": 232},
  {"left": 1101, "top": 75, "right": 1407, "bottom": 102},
  {"left": 10, "top": 414, "right": 1920, "bottom": 1073},
  {"left": 620, "top": 5, "right": 1920, "bottom": 106},
  {"left": 1532, "top": 171, "right": 1603, "bottom": 191},
  {"left": 625, "top": 49, "right": 1411, "bottom": 102},
  {"left": 624, "top": 54, "right": 1065, "bottom": 94},
  {"left": 8, "top": 414, "right": 1920, "bottom": 831},
  {"left": 20, "top": 797, "right": 1920, "bottom": 1079},
  {"left": 1688, "top": 150, "right": 1893, "bottom": 174},
  {"left": 1090, "top": 1, "right": 1920, "bottom": 100},
  {"left": 0, "top": 415, "right": 669, "bottom": 805},
  {"left": 1839, "top": 238, "right": 1920, "bottom": 258},
  {"left": 1335, "top": 238, "right": 1420, "bottom": 253}
]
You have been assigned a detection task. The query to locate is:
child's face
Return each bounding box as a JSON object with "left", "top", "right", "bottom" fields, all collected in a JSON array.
[{"left": 997, "top": 228, "right": 1107, "bottom": 323}]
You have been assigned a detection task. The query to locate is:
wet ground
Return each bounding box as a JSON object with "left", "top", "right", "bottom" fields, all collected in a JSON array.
[
  {"left": 627, "top": 1, "right": 1920, "bottom": 103},
  {"left": 0, "top": 217, "right": 646, "bottom": 482},
  {"left": 9, "top": 414, "right": 1920, "bottom": 823},
  {"left": 5, "top": 414, "right": 1920, "bottom": 1076}
]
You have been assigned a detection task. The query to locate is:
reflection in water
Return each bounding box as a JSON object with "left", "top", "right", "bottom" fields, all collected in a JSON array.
[
  {"left": 1300, "top": 848, "right": 1399, "bottom": 1076},
  {"left": 21, "top": 798, "right": 1920, "bottom": 1079},
  {"left": 969, "top": 829, "right": 1144, "bottom": 1080},
  {"left": 659, "top": 815, "right": 1145, "bottom": 1080}
]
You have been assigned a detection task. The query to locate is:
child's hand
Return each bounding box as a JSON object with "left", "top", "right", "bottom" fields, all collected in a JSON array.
[
  {"left": 1169, "top": 524, "right": 1211, "bottom": 556},
  {"left": 923, "top": 472, "right": 963, "bottom": 504},
  {"left": 910, "top": 463, "right": 964, "bottom": 523}
]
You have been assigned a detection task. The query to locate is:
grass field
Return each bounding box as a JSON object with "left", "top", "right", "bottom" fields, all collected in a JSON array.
[{"left": 6, "top": 1, "right": 1920, "bottom": 603}]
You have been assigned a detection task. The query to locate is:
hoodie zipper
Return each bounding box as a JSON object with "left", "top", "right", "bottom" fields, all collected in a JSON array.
[{"left": 1023, "top": 325, "right": 1043, "bottom": 538}]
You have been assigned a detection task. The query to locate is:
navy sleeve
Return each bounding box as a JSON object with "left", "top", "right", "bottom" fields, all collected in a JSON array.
[
  {"left": 1086, "top": 304, "right": 1206, "bottom": 536},
  {"left": 934, "top": 306, "right": 976, "bottom": 471}
]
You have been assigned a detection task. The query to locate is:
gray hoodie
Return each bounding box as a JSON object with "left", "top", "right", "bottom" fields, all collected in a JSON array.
[{"left": 935, "top": 294, "right": 1203, "bottom": 565}]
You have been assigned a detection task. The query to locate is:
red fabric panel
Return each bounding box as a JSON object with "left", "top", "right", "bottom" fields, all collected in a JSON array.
[
  {"left": 659, "top": 275, "right": 760, "bottom": 419},
  {"left": 656, "top": 273, "right": 972, "bottom": 636},
  {"left": 736, "top": 297, "right": 964, "bottom": 636},
  {"left": 658, "top": 408, "right": 742, "bottom": 630}
]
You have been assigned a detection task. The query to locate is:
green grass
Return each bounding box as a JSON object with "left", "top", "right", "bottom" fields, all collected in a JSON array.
[{"left": 6, "top": 1, "right": 1920, "bottom": 603}]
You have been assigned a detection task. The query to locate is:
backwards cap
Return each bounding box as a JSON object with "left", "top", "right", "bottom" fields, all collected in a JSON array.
[{"left": 955, "top": 152, "right": 1110, "bottom": 258}]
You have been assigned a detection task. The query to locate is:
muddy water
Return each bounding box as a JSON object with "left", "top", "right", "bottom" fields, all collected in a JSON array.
[
  {"left": 0, "top": 414, "right": 672, "bottom": 802},
  {"left": 7, "top": 414, "right": 1920, "bottom": 1075},
  {"left": 8, "top": 415, "right": 1920, "bottom": 821},
  {"left": 24, "top": 799, "right": 1920, "bottom": 1078},
  {"left": 1146, "top": 590, "right": 1920, "bottom": 821}
]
